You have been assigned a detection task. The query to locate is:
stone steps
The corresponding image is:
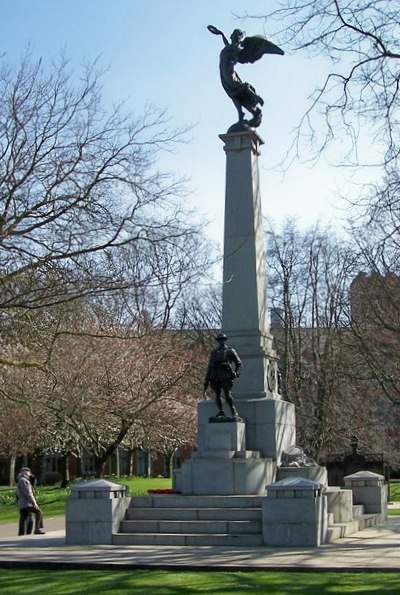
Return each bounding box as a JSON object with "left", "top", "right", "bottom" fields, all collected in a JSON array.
[
  {"left": 129, "top": 495, "right": 263, "bottom": 508},
  {"left": 113, "top": 494, "right": 263, "bottom": 547},
  {"left": 113, "top": 494, "right": 384, "bottom": 547},
  {"left": 120, "top": 519, "right": 262, "bottom": 534},
  {"left": 113, "top": 532, "right": 264, "bottom": 546},
  {"left": 352, "top": 505, "right": 365, "bottom": 517},
  {"left": 326, "top": 514, "right": 382, "bottom": 542},
  {"left": 126, "top": 507, "right": 261, "bottom": 521},
  {"left": 326, "top": 502, "right": 383, "bottom": 543}
]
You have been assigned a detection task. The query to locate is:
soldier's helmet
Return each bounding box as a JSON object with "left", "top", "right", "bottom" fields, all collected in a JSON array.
[{"left": 215, "top": 333, "right": 228, "bottom": 342}]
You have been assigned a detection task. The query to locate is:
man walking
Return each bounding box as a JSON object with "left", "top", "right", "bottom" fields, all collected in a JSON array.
[{"left": 16, "top": 467, "right": 45, "bottom": 536}]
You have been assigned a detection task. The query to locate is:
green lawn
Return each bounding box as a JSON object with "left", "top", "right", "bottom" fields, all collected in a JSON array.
[
  {"left": 0, "top": 476, "right": 172, "bottom": 524},
  {"left": 0, "top": 569, "right": 400, "bottom": 594},
  {"left": 389, "top": 481, "right": 400, "bottom": 501}
]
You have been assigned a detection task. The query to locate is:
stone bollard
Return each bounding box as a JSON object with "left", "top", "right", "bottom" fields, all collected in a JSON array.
[
  {"left": 65, "top": 479, "right": 130, "bottom": 545},
  {"left": 262, "top": 477, "right": 327, "bottom": 546},
  {"left": 344, "top": 471, "right": 387, "bottom": 518}
]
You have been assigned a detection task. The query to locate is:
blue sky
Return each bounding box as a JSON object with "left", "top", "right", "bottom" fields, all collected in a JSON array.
[{"left": 0, "top": 1, "right": 375, "bottom": 245}]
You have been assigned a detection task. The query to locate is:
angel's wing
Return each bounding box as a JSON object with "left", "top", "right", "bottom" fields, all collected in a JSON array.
[{"left": 238, "top": 36, "right": 284, "bottom": 64}]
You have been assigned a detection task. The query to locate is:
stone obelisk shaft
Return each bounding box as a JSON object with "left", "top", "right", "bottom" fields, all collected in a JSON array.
[{"left": 220, "top": 130, "right": 277, "bottom": 399}]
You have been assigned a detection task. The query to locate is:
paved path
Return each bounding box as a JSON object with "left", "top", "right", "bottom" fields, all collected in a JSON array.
[{"left": 0, "top": 514, "right": 400, "bottom": 571}]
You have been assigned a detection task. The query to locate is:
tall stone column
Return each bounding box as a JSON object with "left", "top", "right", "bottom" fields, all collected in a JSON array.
[{"left": 220, "top": 130, "right": 278, "bottom": 400}]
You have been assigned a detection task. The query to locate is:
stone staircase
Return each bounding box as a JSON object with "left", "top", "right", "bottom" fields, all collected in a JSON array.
[
  {"left": 326, "top": 504, "right": 383, "bottom": 543},
  {"left": 112, "top": 494, "right": 383, "bottom": 546},
  {"left": 112, "top": 495, "right": 263, "bottom": 546}
]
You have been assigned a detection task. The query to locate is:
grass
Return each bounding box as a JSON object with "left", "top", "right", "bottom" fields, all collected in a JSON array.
[
  {"left": 0, "top": 569, "right": 400, "bottom": 594},
  {"left": 0, "top": 476, "right": 172, "bottom": 524},
  {"left": 389, "top": 481, "right": 400, "bottom": 501}
]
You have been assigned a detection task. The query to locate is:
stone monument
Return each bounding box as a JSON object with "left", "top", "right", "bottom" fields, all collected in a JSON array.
[
  {"left": 65, "top": 27, "right": 387, "bottom": 547},
  {"left": 175, "top": 27, "right": 295, "bottom": 495},
  {"left": 170, "top": 28, "right": 387, "bottom": 542}
]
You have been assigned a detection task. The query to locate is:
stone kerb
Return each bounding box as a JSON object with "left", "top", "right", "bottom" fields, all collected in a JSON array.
[
  {"left": 66, "top": 479, "right": 130, "bottom": 545},
  {"left": 344, "top": 470, "right": 387, "bottom": 517},
  {"left": 262, "top": 477, "right": 328, "bottom": 546}
]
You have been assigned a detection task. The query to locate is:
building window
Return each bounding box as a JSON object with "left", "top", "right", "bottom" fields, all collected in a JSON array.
[
  {"left": 44, "top": 454, "right": 62, "bottom": 474},
  {"left": 81, "top": 449, "right": 96, "bottom": 476}
]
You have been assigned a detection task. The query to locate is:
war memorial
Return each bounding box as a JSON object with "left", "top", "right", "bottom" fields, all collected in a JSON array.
[{"left": 65, "top": 26, "right": 387, "bottom": 548}]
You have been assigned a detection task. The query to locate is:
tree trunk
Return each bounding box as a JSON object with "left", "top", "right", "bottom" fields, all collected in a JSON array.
[
  {"left": 60, "top": 452, "right": 70, "bottom": 488},
  {"left": 129, "top": 449, "right": 135, "bottom": 476},
  {"left": 168, "top": 449, "right": 178, "bottom": 478},
  {"left": 115, "top": 447, "right": 120, "bottom": 477},
  {"left": 76, "top": 455, "right": 82, "bottom": 478},
  {"left": 32, "top": 449, "right": 44, "bottom": 483},
  {"left": 94, "top": 456, "right": 106, "bottom": 477},
  {"left": 9, "top": 454, "right": 16, "bottom": 486},
  {"left": 146, "top": 449, "right": 152, "bottom": 477}
]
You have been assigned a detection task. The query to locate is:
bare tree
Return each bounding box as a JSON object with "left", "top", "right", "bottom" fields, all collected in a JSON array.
[
  {"left": 266, "top": 220, "right": 375, "bottom": 459},
  {"left": 247, "top": 1, "right": 400, "bottom": 171},
  {"left": 345, "top": 168, "right": 400, "bottom": 412},
  {"left": 0, "top": 50, "right": 221, "bottom": 481},
  {"left": 349, "top": 271, "right": 400, "bottom": 399},
  {"left": 248, "top": 1, "right": 400, "bottom": 283},
  {"left": 350, "top": 169, "right": 400, "bottom": 264},
  {"left": 0, "top": 52, "right": 198, "bottom": 317},
  {"left": 267, "top": 220, "right": 400, "bottom": 464}
]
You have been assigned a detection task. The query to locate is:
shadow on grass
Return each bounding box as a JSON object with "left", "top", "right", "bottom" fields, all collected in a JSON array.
[{"left": 0, "top": 570, "right": 400, "bottom": 594}]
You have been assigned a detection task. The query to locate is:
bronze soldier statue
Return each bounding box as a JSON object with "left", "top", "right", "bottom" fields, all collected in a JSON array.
[{"left": 204, "top": 333, "right": 242, "bottom": 418}]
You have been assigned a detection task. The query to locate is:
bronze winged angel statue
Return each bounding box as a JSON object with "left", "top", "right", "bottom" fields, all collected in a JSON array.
[{"left": 208, "top": 25, "right": 284, "bottom": 131}]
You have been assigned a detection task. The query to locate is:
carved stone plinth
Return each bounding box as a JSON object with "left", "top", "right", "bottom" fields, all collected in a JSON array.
[
  {"left": 205, "top": 419, "right": 246, "bottom": 451},
  {"left": 198, "top": 399, "right": 295, "bottom": 465},
  {"left": 179, "top": 417, "right": 274, "bottom": 494}
]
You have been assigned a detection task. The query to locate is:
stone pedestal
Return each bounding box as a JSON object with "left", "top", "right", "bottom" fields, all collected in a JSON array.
[
  {"left": 205, "top": 418, "right": 245, "bottom": 451},
  {"left": 262, "top": 477, "right": 328, "bottom": 546},
  {"left": 344, "top": 471, "right": 387, "bottom": 517},
  {"left": 180, "top": 417, "right": 275, "bottom": 495},
  {"left": 65, "top": 479, "right": 130, "bottom": 545},
  {"left": 198, "top": 399, "right": 295, "bottom": 464},
  {"left": 180, "top": 453, "right": 275, "bottom": 495}
]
